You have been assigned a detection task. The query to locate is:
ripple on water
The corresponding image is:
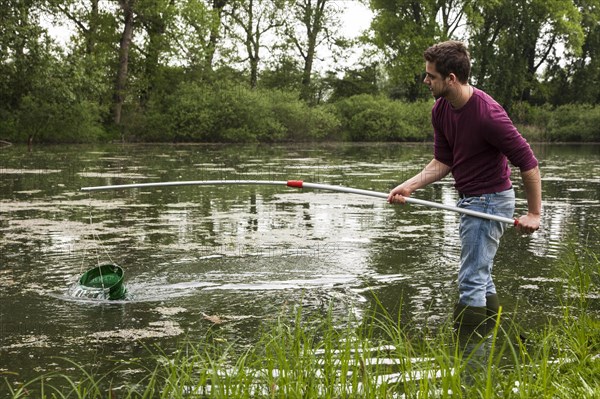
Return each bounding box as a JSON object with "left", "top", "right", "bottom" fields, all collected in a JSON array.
[{"left": 67, "top": 283, "right": 117, "bottom": 300}]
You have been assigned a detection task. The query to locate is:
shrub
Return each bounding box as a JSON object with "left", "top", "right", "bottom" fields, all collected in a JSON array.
[
  {"left": 16, "top": 95, "right": 106, "bottom": 143},
  {"left": 511, "top": 102, "right": 600, "bottom": 142},
  {"left": 334, "top": 94, "right": 433, "bottom": 141},
  {"left": 269, "top": 93, "right": 340, "bottom": 141},
  {"left": 546, "top": 104, "right": 600, "bottom": 142},
  {"left": 133, "top": 83, "right": 340, "bottom": 142}
]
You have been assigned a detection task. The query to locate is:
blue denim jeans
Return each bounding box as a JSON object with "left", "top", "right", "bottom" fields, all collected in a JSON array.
[{"left": 456, "top": 188, "right": 515, "bottom": 307}]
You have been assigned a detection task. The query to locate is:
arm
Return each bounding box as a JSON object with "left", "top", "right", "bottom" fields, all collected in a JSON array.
[
  {"left": 387, "top": 158, "right": 451, "bottom": 204},
  {"left": 516, "top": 166, "right": 542, "bottom": 233}
]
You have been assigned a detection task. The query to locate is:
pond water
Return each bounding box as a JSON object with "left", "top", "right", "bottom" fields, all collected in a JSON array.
[{"left": 1, "top": 143, "right": 599, "bottom": 387}]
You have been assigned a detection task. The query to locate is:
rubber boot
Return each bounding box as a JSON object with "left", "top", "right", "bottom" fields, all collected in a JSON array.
[
  {"left": 485, "top": 294, "right": 500, "bottom": 330},
  {"left": 454, "top": 305, "right": 492, "bottom": 387},
  {"left": 453, "top": 303, "right": 488, "bottom": 336}
]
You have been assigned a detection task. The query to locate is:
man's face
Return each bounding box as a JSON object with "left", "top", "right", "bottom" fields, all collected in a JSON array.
[{"left": 423, "top": 61, "right": 449, "bottom": 99}]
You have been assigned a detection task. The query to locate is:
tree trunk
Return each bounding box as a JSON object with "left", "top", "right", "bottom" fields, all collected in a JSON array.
[
  {"left": 205, "top": 0, "right": 228, "bottom": 72},
  {"left": 247, "top": 0, "right": 258, "bottom": 88},
  {"left": 140, "top": 16, "right": 167, "bottom": 107},
  {"left": 113, "top": 0, "right": 135, "bottom": 126},
  {"left": 250, "top": 50, "right": 259, "bottom": 89},
  {"left": 299, "top": 0, "right": 326, "bottom": 103},
  {"left": 86, "top": 0, "right": 99, "bottom": 55},
  {"left": 300, "top": 40, "right": 315, "bottom": 101}
]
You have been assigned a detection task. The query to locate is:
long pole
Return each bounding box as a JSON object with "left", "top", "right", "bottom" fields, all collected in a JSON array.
[{"left": 81, "top": 180, "right": 518, "bottom": 226}]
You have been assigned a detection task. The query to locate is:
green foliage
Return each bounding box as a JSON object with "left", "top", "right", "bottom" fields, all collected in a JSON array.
[
  {"left": 334, "top": 94, "right": 433, "bottom": 141},
  {"left": 0, "top": 0, "right": 599, "bottom": 144},
  {"left": 0, "top": 43, "right": 108, "bottom": 143},
  {"left": 270, "top": 96, "right": 340, "bottom": 141},
  {"left": 510, "top": 101, "right": 553, "bottom": 141},
  {"left": 178, "top": 0, "right": 217, "bottom": 69},
  {"left": 16, "top": 95, "right": 106, "bottom": 143},
  {"left": 326, "top": 63, "right": 381, "bottom": 102},
  {"left": 259, "top": 56, "right": 304, "bottom": 92},
  {"left": 126, "top": 82, "right": 341, "bottom": 142},
  {"left": 468, "top": 0, "right": 584, "bottom": 108},
  {"left": 511, "top": 102, "right": 600, "bottom": 142},
  {"left": 546, "top": 104, "right": 600, "bottom": 142},
  {"left": 369, "top": 0, "right": 439, "bottom": 101}
]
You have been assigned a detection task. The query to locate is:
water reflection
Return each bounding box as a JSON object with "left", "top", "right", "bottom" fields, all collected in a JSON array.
[{"left": 0, "top": 143, "right": 598, "bottom": 385}]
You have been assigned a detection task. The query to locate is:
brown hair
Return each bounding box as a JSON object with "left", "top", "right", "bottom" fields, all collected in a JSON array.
[{"left": 424, "top": 41, "right": 471, "bottom": 83}]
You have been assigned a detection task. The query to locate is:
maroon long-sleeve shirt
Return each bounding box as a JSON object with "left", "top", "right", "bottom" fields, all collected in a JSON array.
[{"left": 433, "top": 88, "right": 538, "bottom": 195}]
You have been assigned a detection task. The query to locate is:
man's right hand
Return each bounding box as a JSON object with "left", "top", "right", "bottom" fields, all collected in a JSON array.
[
  {"left": 387, "top": 184, "right": 412, "bottom": 204},
  {"left": 387, "top": 159, "right": 451, "bottom": 205}
]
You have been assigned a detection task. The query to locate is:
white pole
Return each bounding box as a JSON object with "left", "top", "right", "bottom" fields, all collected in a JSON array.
[
  {"left": 80, "top": 180, "right": 289, "bottom": 191},
  {"left": 81, "top": 180, "right": 518, "bottom": 226},
  {"left": 297, "top": 182, "right": 517, "bottom": 225}
]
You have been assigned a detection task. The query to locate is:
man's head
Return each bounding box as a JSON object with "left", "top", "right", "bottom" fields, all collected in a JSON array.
[{"left": 423, "top": 41, "right": 471, "bottom": 84}]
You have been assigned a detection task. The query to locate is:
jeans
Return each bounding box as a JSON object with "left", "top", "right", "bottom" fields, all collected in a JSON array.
[{"left": 456, "top": 188, "right": 515, "bottom": 307}]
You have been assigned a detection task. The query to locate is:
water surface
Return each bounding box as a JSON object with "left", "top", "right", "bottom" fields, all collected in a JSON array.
[{"left": 1, "top": 143, "right": 598, "bottom": 386}]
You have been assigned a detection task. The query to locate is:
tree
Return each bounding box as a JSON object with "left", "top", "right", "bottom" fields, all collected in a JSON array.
[
  {"left": 259, "top": 55, "right": 304, "bottom": 91},
  {"left": 136, "top": 0, "right": 178, "bottom": 106},
  {"left": 283, "top": 0, "right": 344, "bottom": 102},
  {"left": 544, "top": 0, "right": 600, "bottom": 104},
  {"left": 466, "top": 0, "right": 509, "bottom": 91},
  {"left": 113, "top": 0, "right": 135, "bottom": 126},
  {"left": 369, "top": 0, "right": 471, "bottom": 100},
  {"left": 325, "top": 63, "right": 381, "bottom": 102},
  {"left": 224, "top": 0, "right": 287, "bottom": 88},
  {"left": 45, "top": 0, "right": 119, "bottom": 110},
  {"left": 0, "top": 0, "right": 52, "bottom": 144},
  {"left": 45, "top": 0, "right": 102, "bottom": 55},
  {"left": 0, "top": 0, "right": 47, "bottom": 111},
  {"left": 205, "top": 0, "right": 228, "bottom": 72},
  {"left": 467, "top": 0, "right": 584, "bottom": 108},
  {"left": 176, "top": 0, "right": 229, "bottom": 80}
]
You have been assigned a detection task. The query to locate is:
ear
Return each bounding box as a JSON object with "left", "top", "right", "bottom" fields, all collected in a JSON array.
[{"left": 447, "top": 73, "right": 459, "bottom": 84}]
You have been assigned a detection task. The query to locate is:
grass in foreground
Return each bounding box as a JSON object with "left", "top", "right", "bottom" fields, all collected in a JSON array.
[{"left": 4, "top": 248, "right": 599, "bottom": 398}]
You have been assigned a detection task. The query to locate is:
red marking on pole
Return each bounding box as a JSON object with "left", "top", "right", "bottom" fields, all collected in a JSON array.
[{"left": 287, "top": 180, "right": 304, "bottom": 188}]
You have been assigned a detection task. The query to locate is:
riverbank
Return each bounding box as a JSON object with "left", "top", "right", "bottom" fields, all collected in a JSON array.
[
  {"left": 4, "top": 246, "right": 599, "bottom": 399},
  {"left": 2, "top": 90, "right": 599, "bottom": 145}
]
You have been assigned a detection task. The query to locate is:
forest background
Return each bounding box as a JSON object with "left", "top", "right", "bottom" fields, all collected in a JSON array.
[{"left": 1, "top": 0, "right": 599, "bottom": 144}]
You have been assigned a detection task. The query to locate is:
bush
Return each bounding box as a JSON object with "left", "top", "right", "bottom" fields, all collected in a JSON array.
[
  {"left": 0, "top": 48, "right": 112, "bottom": 144},
  {"left": 0, "top": 109, "right": 17, "bottom": 141},
  {"left": 132, "top": 83, "right": 340, "bottom": 142},
  {"left": 546, "top": 104, "right": 600, "bottom": 142},
  {"left": 333, "top": 94, "right": 433, "bottom": 141},
  {"left": 270, "top": 94, "right": 340, "bottom": 141},
  {"left": 14, "top": 95, "right": 106, "bottom": 144},
  {"left": 211, "top": 85, "right": 287, "bottom": 142},
  {"left": 511, "top": 102, "right": 600, "bottom": 142}
]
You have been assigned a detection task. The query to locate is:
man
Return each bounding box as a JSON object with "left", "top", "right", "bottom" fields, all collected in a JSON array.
[{"left": 387, "top": 40, "right": 542, "bottom": 332}]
